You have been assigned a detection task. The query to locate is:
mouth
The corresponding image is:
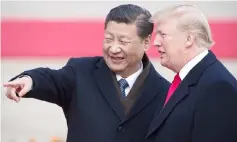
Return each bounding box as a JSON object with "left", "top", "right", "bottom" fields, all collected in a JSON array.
[{"left": 110, "top": 56, "right": 125, "bottom": 63}]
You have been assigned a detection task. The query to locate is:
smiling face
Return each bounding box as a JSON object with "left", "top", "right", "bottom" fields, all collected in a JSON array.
[
  {"left": 103, "top": 21, "right": 150, "bottom": 77},
  {"left": 153, "top": 19, "right": 188, "bottom": 72}
]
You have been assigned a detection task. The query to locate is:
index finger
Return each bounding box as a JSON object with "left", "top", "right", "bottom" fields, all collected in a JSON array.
[{"left": 3, "top": 81, "right": 22, "bottom": 88}]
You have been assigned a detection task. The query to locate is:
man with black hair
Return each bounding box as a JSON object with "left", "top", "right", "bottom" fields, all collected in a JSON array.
[{"left": 3, "top": 4, "right": 170, "bottom": 142}]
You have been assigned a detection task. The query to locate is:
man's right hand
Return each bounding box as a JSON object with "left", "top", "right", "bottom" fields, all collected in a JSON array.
[{"left": 3, "top": 76, "right": 33, "bottom": 102}]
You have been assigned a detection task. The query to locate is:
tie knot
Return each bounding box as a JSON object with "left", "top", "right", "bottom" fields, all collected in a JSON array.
[
  {"left": 118, "top": 78, "right": 129, "bottom": 89},
  {"left": 173, "top": 73, "right": 181, "bottom": 84}
]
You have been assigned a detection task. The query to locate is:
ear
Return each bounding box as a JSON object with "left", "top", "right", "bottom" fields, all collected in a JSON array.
[
  {"left": 186, "top": 33, "right": 195, "bottom": 47},
  {"left": 143, "top": 34, "right": 152, "bottom": 52}
]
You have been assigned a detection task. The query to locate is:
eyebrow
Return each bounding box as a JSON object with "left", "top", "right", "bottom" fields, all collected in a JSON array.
[
  {"left": 119, "top": 35, "right": 132, "bottom": 40},
  {"left": 155, "top": 30, "right": 161, "bottom": 34},
  {"left": 104, "top": 32, "right": 113, "bottom": 36},
  {"left": 156, "top": 30, "right": 166, "bottom": 35},
  {"left": 105, "top": 32, "right": 132, "bottom": 40}
]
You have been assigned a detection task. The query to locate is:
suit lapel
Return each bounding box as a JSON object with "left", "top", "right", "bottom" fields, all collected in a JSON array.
[
  {"left": 121, "top": 64, "right": 166, "bottom": 123},
  {"left": 146, "top": 50, "right": 218, "bottom": 138},
  {"left": 93, "top": 59, "right": 125, "bottom": 121},
  {"left": 146, "top": 81, "right": 189, "bottom": 137}
]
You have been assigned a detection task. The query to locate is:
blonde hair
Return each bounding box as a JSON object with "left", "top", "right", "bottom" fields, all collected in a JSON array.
[{"left": 151, "top": 4, "right": 214, "bottom": 49}]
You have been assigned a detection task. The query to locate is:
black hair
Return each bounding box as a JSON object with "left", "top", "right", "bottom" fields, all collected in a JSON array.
[{"left": 105, "top": 4, "right": 154, "bottom": 39}]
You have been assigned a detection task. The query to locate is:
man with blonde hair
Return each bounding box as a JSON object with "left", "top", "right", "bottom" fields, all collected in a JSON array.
[{"left": 145, "top": 4, "right": 237, "bottom": 142}]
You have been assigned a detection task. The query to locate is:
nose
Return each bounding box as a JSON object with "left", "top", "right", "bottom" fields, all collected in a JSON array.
[
  {"left": 109, "top": 44, "right": 121, "bottom": 54},
  {"left": 153, "top": 35, "right": 162, "bottom": 48}
]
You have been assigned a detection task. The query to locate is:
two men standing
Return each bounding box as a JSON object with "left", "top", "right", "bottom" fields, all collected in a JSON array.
[{"left": 3, "top": 3, "right": 237, "bottom": 142}]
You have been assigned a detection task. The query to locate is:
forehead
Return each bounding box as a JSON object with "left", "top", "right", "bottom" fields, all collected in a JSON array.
[
  {"left": 105, "top": 21, "right": 138, "bottom": 38},
  {"left": 155, "top": 18, "right": 178, "bottom": 33}
]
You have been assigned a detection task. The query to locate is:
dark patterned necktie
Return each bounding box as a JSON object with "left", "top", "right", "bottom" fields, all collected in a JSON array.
[{"left": 118, "top": 79, "right": 129, "bottom": 98}]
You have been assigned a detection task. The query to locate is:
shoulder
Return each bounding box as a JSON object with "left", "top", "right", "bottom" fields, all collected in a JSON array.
[
  {"left": 67, "top": 56, "right": 102, "bottom": 64},
  {"left": 193, "top": 59, "right": 237, "bottom": 106},
  {"left": 65, "top": 56, "right": 103, "bottom": 68},
  {"left": 62, "top": 56, "right": 104, "bottom": 75},
  {"left": 149, "top": 63, "right": 171, "bottom": 88},
  {"left": 200, "top": 59, "right": 237, "bottom": 86}
]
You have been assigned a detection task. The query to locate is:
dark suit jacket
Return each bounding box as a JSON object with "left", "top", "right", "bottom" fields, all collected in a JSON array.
[
  {"left": 12, "top": 55, "right": 170, "bottom": 142},
  {"left": 146, "top": 51, "right": 237, "bottom": 142}
]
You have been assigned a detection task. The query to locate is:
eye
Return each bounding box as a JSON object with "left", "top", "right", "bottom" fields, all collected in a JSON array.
[
  {"left": 105, "top": 37, "right": 112, "bottom": 40},
  {"left": 157, "top": 31, "right": 167, "bottom": 38},
  {"left": 104, "top": 37, "right": 113, "bottom": 42},
  {"left": 161, "top": 33, "right": 166, "bottom": 38},
  {"left": 120, "top": 40, "right": 130, "bottom": 45}
]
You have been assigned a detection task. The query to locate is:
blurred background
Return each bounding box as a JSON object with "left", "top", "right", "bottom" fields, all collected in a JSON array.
[{"left": 1, "top": 1, "right": 237, "bottom": 142}]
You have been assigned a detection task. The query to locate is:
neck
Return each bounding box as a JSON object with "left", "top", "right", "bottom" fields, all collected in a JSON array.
[{"left": 173, "top": 46, "right": 207, "bottom": 73}]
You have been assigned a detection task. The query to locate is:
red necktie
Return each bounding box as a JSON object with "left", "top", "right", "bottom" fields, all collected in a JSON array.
[{"left": 164, "top": 73, "right": 181, "bottom": 106}]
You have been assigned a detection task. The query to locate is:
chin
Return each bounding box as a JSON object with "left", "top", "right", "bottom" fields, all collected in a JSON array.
[
  {"left": 161, "top": 62, "right": 172, "bottom": 71},
  {"left": 111, "top": 64, "right": 125, "bottom": 70},
  {"left": 160, "top": 59, "right": 167, "bottom": 67},
  {"left": 108, "top": 63, "right": 126, "bottom": 73}
]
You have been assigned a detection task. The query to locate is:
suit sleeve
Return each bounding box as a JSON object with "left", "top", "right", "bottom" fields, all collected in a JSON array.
[
  {"left": 191, "top": 81, "right": 237, "bottom": 142},
  {"left": 11, "top": 58, "right": 76, "bottom": 108}
]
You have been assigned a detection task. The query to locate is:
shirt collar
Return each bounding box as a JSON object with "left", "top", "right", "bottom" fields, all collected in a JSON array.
[
  {"left": 179, "top": 50, "right": 208, "bottom": 80},
  {"left": 116, "top": 62, "right": 143, "bottom": 88}
]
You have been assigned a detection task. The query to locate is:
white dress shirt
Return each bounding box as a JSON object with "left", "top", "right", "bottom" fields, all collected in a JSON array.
[
  {"left": 116, "top": 62, "right": 143, "bottom": 96},
  {"left": 179, "top": 50, "right": 209, "bottom": 80}
]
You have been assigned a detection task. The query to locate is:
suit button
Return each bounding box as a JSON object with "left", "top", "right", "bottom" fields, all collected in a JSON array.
[{"left": 118, "top": 126, "right": 124, "bottom": 132}]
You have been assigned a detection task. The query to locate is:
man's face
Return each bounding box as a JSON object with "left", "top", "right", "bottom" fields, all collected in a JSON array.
[
  {"left": 153, "top": 19, "right": 187, "bottom": 71},
  {"left": 103, "top": 21, "right": 149, "bottom": 76}
]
